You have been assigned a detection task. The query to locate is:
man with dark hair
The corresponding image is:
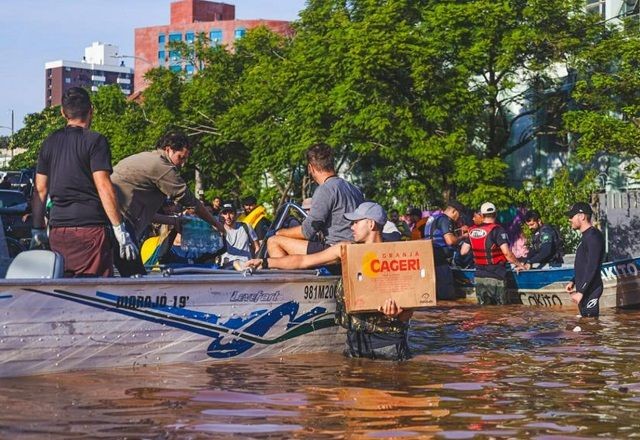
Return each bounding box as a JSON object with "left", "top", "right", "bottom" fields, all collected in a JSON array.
[
  {"left": 31, "top": 87, "right": 138, "bottom": 277},
  {"left": 390, "top": 209, "right": 411, "bottom": 240},
  {"left": 209, "top": 196, "right": 222, "bottom": 216},
  {"left": 523, "top": 210, "right": 563, "bottom": 269},
  {"left": 111, "top": 129, "right": 224, "bottom": 276},
  {"left": 408, "top": 208, "right": 429, "bottom": 240},
  {"left": 267, "top": 143, "right": 363, "bottom": 257},
  {"left": 221, "top": 202, "right": 259, "bottom": 268},
  {"left": 461, "top": 202, "right": 525, "bottom": 305},
  {"left": 564, "top": 202, "right": 605, "bottom": 317},
  {"left": 423, "top": 200, "right": 468, "bottom": 299},
  {"left": 242, "top": 202, "right": 411, "bottom": 361},
  {"left": 238, "top": 195, "right": 271, "bottom": 242}
]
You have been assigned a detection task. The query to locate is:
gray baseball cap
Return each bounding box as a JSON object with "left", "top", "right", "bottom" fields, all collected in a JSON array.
[{"left": 344, "top": 202, "right": 387, "bottom": 225}]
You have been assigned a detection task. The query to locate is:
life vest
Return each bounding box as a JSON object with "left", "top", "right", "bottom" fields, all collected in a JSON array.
[
  {"left": 411, "top": 217, "right": 429, "bottom": 240},
  {"left": 423, "top": 213, "right": 449, "bottom": 250},
  {"left": 469, "top": 223, "right": 507, "bottom": 265},
  {"left": 238, "top": 205, "right": 268, "bottom": 229}
]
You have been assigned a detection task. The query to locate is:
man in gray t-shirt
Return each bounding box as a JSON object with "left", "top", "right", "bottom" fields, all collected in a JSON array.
[{"left": 268, "top": 143, "right": 363, "bottom": 257}]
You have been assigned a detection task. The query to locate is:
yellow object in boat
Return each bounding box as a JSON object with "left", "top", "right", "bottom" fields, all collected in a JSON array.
[{"left": 239, "top": 205, "right": 268, "bottom": 229}]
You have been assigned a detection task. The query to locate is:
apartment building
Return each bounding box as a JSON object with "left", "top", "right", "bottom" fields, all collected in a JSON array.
[
  {"left": 45, "top": 42, "right": 134, "bottom": 108},
  {"left": 133, "top": 0, "right": 293, "bottom": 91}
]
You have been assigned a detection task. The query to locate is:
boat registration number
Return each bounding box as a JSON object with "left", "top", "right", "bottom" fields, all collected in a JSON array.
[{"left": 303, "top": 284, "right": 336, "bottom": 300}]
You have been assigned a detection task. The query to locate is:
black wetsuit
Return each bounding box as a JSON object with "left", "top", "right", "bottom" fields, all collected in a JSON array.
[{"left": 572, "top": 226, "right": 605, "bottom": 317}]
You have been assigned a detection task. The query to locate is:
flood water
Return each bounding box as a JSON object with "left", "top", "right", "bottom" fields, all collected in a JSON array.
[{"left": 2, "top": 305, "right": 640, "bottom": 439}]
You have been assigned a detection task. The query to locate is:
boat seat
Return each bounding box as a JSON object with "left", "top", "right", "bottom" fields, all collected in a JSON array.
[{"left": 5, "top": 250, "right": 64, "bottom": 279}]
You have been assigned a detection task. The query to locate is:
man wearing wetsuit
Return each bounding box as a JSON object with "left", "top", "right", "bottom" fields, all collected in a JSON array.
[{"left": 564, "top": 202, "right": 605, "bottom": 318}]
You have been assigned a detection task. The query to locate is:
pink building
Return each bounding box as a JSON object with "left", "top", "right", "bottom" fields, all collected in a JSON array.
[{"left": 134, "top": 0, "right": 293, "bottom": 91}]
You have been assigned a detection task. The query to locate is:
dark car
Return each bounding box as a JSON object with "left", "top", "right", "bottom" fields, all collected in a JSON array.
[
  {"left": 0, "top": 189, "right": 31, "bottom": 240},
  {"left": 2, "top": 170, "right": 33, "bottom": 196}
]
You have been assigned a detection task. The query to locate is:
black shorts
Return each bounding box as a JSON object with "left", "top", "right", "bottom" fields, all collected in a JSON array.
[
  {"left": 578, "top": 284, "right": 603, "bottom": 318},
  {"left": 307, "top": 240, "right": 331, "bottom": 255}
]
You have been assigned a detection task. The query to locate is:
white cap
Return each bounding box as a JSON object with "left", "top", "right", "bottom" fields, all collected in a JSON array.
[{"left": 480, "top": 202, "right": 496, "bottom": 215}]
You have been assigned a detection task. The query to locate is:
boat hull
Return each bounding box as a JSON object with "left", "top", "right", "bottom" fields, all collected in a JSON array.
[
  {"left": 0, "top": 272, "right": 343, "bottom": 377},
  {"left": 453, "top": 257, "right": 640, "bottom": 310}
]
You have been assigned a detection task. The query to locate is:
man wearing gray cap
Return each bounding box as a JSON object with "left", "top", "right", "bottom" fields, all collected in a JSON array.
[
  {"left": 461, "top": 202, "right": 525, "bottom": 304},
  {"left": 241, "top": 201, "right": 412, "bottom": 361}
]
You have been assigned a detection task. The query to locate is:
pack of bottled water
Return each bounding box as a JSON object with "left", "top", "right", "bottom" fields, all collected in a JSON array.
[{"left": 180, "top": 216, "right": 224, "bottom": 254}]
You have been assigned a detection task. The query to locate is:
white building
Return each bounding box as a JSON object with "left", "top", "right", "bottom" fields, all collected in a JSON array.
[{"left": 45, "top": 42, "right": 134, "bottom": 108}]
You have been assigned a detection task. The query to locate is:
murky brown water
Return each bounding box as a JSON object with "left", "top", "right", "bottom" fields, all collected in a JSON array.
[{"left": 2, "top": 305, "right": 640, "bottom": 439}]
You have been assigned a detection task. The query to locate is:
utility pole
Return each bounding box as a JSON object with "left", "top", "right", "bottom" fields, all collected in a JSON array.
[{"left": 10, "top": 109, "right": 14, "bottom": 160}]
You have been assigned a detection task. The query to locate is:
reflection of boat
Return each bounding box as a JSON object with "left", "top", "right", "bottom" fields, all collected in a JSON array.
[
  {"left": 453, "top": 256, "right": 640, "bottom": 310},
  {"left": 0, "top": 269, "right": 343, "bottom": 377}
]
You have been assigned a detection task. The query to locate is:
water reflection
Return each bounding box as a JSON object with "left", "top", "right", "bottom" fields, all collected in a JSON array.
[{"left": 1, "top": 306, "right": 640, "bottom": 438}]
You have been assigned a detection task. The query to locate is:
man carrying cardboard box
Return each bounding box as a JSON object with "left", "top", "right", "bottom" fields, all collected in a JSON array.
[{"left": 241, "top": 201, "right": 413, "bottom": 361}]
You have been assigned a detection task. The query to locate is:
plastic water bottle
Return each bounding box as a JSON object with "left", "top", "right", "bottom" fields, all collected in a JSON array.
[
  {"left": 179, "top": 216, "right": 223, "bottom": 255},
  {"left": 180, "top": 215, "right": 196, "bottom": 251}
]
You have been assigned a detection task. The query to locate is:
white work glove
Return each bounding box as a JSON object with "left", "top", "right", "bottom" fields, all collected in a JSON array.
[
  {"left": 30, "top": 228, "right": 49, "bottom": 249},
  {"left": 112, "top": 223, "right": 139, "bottom": 261}
]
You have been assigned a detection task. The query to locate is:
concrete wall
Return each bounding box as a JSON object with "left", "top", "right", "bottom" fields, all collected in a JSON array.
[{"left": 597, "top": 190, "right": 640, "bottom": 260}]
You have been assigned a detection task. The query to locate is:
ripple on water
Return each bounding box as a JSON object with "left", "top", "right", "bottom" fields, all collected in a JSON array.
[
  {"left": 2, "top": 308, "right": 640, "bottom": 438},
  {"left": 189, "top": 423, "right": 303, "bottom": 434}
]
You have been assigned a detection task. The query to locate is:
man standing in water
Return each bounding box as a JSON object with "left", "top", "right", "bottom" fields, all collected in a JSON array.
[
  {"left": 242, "top": 202, "right": 412, "bottom": 361},
  {"left": 564, "top": 202, "right": 605, "bottom": 318},
  {"left": 461, "top": 202, "right": 525, "bottom": 304}
]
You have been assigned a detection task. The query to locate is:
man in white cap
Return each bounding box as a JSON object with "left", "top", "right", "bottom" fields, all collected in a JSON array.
[
  {"left": 461, "top": 202, "right": 525, "bottom": 304},
  {"left": 241, "top": 201, "right": 412, "bottom": 361}
]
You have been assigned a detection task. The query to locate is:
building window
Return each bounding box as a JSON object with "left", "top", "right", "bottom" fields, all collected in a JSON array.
[
  {"left": 185, "top": 32, "right": 195, "bottom": 43},
  {"left": 210, "top": 30, "right": 223, "bottom": 46},
  {"left": 65, "top": 67, "right": 71, "bottom": 72},
  {"left": 65, "top": 78, "right": 71, "bottom": 84},
  {"left": 158, "top": 34, "right": 166, "bottom": 44},
  {"left": 169, "top": 33, "right": 182, "bottom": 42},
  {"left": 169, "top": 65, "right": 182, "bottom": 73},
  {"left": 169, "top": 50, "right": 180, "bottom": 61},
  {"left": 158, "top": 50, "right": 165, "bottom": 63},
  {"left": 186, "top": 64, "right": 195, "bottom": 75},
  {"left": 234, "top": 28, "right": 246, "bottom": 39},
  {"left": 586, "top": 0, "right": 606, "bottom": 18},
  {"left": 621, "top": 0, "right": 640, "bottom": 16}
]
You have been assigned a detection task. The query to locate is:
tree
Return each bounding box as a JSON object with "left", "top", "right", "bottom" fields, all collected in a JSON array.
[
  {"left": 9, "top": 106, "right": 65, "bottom": 170},
  {"left": 514, "top": 168, "right": 596, "bottom": 252},
  {"left": 563, "top": 20, "right": 640, "bottom": 163}
]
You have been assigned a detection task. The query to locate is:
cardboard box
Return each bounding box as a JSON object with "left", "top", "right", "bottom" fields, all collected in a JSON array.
[{"left": 340, "top": 240, "right": 437, "bottom": 313}]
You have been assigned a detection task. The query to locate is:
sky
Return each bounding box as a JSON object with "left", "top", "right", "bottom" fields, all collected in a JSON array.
[{"left": 0, "top": 0, "right": 307, "bottom": 132}]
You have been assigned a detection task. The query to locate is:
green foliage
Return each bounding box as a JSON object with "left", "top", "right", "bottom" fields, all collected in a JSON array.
[
  {"left": 563, "top": 21, "right": 640, "bottom": 165},
  {"left": 514, "top": 169, "right": 597, "bottom": 252},
  {"left": 0, "top": 136, "right": 9, "bottom": 151},
  {"left": 91, "top": 85, "right": 151, "bottom": 162},
  {"left": 10, "top": 106, "right": 65, "bottom": 170},
  {"left": 8, "top": 0, "right": 625, "bottom": 221}
]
